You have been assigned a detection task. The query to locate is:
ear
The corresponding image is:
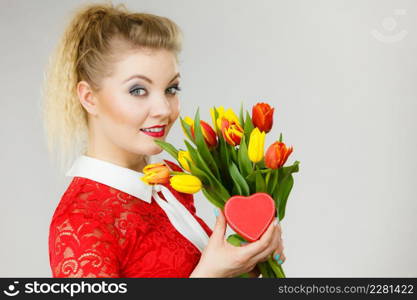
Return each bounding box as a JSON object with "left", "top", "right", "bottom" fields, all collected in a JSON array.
[{"left": 77, "top": 80, "right": 98, "bottom": 116}]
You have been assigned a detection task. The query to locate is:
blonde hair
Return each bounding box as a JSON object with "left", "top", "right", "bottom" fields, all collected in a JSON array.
[{"left": 42, "top": 1, "right": 183, "bottom": 172}]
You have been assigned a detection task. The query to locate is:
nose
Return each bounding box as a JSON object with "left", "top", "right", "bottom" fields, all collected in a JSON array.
[{"left": 150, "top": 94, "right": 173, "bottom": 120}]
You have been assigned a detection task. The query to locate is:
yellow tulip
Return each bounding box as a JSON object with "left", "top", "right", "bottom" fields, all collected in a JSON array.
[
  {"left": 178, "top": 150, "right": 193, "bottom": 172},
  {"left": 170, "top": 174, "right": 202, "bottom": 194},
  {"left": 140, "top": 163, "right": 170, "bottom": 185},
  {"left": 184, "top": 116, "right": 194, "bottom": 127},
  {"left": 210, "top": 106, "right": 225, "bottom": 135},
  {"left": 248, "top": 127, "right": 266, "bottom": 163},
  {"left": 216, "top": 108, "right": 241, "bottom": 133},
  {"left": 181, "top": 116, "right": 194, "bottom": 137},
  {"left": 211, "top": 106, "right": 244, "bottom": 146}
]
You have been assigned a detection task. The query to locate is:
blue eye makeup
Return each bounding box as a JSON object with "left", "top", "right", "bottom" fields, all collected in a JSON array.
[
  {"left": 129, "top": 84, "right": 182, "bottom": 97},
  {"left": 166, "top": 84, "right": 182, "bottom": 95},
  {"left": 129, "top": 85, "right": 146, "bottom": 96}
]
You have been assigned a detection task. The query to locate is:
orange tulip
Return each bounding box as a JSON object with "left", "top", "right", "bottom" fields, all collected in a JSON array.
[
  {"left": 265, "top": 141, "right": 293, "bottom": 169},
  {"left": 252, "top": 102, "right": 274, "bottom": 133},
  {"left": 221, "top": 117, "right": 244, "bottom": 146},
  {"left": 140, "top": 163, "right": 170, "bottom": 185}
]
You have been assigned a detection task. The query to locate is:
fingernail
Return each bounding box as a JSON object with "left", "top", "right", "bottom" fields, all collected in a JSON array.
[
  {"left": 274, "top": 253, "right": 280, "bottom": 261},
  {"left": 273, "top": 218, "right": 278, "bottom": 226},
  {"left": 213, "top": 207, "right": 219, "bottom": 217},
  {"left": 277, "top": 259, "right": 283, "bottom": 265}
]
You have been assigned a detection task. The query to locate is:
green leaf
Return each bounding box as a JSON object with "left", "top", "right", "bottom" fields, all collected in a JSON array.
[
  {"left": 213, "top": 144, "right": 232, "bottom": 190},
  {"left": 229, "top": 162, "right": 250, "bottom": 196},
  {"left": 201, "top": 188, "right": 224, "bottom": 208},
  {"left": 267, "top": 256, "right": 286, "bottom": 278},
  {"left": 170, "top": 171, "right": 186, "bottom": 176},
  {"left": 228, "top": 143, "right": 238, "bottom": 164},
  {"left": 239, "top": 101, "right": 245, "bottom": 127},
  {"left": 194, "top": 108, "right": 221, "bottom": 179},
  {"left": 275, "top": 174, "right": 294, "bottom": 220},
  {"left": 255, "top": 171, "right": 267, "bottom": 193},
  {"left": 280, "top": 160, "right": 300, "bottom": 177},
  {"left": 257, "top": 159, "right": 266, "bottom": 169},
  {"left": 184, "top": 140, "right": 231, "bottom": 202},
  {"left": 179, "top": 116, "right": 195, "bottom": 145},
  {"left": 236, "top": 273, "right": 251, "bottom": 278},
  {"left": 244, "top": 110, "right": 254, "bottom": 142},
  {"left": 271, "top": 161, "right": 300, "bottom": 220},
  {"left": 188, "top": 161, "right": 227, "bottom": 206},
  {"left": 218, "top": 137, "right": 231, "bottom": 185},
  {"left": 267, "top": 169, "right": 279, "bottom": 195},
  {"left": 153, "top": 140, "right": 179, "bottom": 161},
  {"left": 265, "top": 169, "right": 271, "bottom": 186},
  {"left": 212, "top": 105, "right": 220, "bottom": 134},
  {"left": 184, "top": 140, "right": 213, "bottom": 178},
  {"left": 237, "top": 135, "right": 252, "bottom": 178},
  {"left": 231, "top": 184, "right": 240, "bottom": 195},
  {"left": 245, "top": 168, "right": 261, "bottom": 183},
  {"left": 257, "top": 261, "right": 274, "bottom": 278}
]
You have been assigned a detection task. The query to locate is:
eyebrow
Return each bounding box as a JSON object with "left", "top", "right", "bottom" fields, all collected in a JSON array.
[{"left": 123, "top": 72, "right": 181, "bottom": 84}]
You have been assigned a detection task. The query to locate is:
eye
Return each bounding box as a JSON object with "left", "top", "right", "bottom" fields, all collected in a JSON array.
[
  {"left": 166, "top": 84, "right": 182, "bottom": 96},
  {"left": 129, "top": 86, "right": 146, "bottom": 96}
]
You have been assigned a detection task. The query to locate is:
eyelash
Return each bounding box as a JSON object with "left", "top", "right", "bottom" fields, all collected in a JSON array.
[{"left": 129, "top": 84, "right": 182, "bottom": 97}]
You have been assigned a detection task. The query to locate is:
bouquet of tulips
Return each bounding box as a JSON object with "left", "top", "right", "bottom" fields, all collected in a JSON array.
[{"left": 141, "top": 102, "right": 300, "bottom": 278}]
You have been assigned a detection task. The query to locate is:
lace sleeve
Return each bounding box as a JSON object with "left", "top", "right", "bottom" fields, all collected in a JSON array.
[{"left": 49, "top": 213, "right": 120, "bottom": 278}]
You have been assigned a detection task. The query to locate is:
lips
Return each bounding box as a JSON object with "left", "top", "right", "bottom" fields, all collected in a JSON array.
[
  {"left": 141, "top": 124, "right": 167, "bottom": 129},
  {"left": 140, "top": 124, "right": 166, "bottom": 137}
]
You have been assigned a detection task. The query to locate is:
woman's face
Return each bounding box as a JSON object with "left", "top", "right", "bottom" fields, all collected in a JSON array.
[{"left": 91, "top": 48, "right": 181, "bottom": 160}]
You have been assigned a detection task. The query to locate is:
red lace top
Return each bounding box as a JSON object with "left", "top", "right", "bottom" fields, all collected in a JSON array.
[{"left": 48, "top": 176, "right": 213, "bottom": 278}]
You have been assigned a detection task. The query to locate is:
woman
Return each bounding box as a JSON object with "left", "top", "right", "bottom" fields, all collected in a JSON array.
[{"left": 43, "top": 2, "right": 286, "bottom": 278}]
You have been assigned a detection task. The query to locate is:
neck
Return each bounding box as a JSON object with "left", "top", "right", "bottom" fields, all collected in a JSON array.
[
  {"left": 85, "top": 149, "right": 148, "bottom": 173},
  {"left": 86, "top": 125, "right": 148, "bottom": 173}
]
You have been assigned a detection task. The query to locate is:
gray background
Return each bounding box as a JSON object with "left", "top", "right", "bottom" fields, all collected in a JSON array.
[{"left": 0, "top": 0, "right": 416, "bottom": 277}]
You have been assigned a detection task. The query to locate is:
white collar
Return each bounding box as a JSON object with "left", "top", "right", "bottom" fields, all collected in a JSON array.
[
  {"left": 65, "top": 155, "right": 154, "bottom": 203},
  {"left": 65, "top": 154, "right": 210, "bottom": 252}
]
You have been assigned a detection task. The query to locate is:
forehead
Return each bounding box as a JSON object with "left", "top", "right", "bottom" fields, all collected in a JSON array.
[{"left": 111, "top": 48, "right": 178, "bottom": 81}]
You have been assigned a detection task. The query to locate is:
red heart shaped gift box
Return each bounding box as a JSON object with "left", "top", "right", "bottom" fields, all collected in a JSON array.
[{"left": 224, "top": 193, "right": 276, "bottom": 242}]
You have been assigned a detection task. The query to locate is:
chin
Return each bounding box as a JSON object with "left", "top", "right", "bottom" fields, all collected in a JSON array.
[{"left": 148, "top": 145, "right": 164, "bottom": 156}]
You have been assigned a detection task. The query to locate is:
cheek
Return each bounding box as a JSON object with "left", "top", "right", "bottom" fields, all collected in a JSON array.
[
  {"left": 170, "top": 98, "right": 180, "bottom": 122},
  {"left": 99, "top": 96, "right": 148, "bottom": 130}
]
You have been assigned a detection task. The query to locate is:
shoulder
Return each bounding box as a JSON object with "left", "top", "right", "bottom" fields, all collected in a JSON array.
[{"left": 49, "top": 176, "right": 132, "bottom": 243}]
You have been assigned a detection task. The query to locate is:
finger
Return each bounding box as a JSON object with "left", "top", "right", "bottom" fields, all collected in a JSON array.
[
  {"left": 278, "top": 251, "right": 286, "bottom": 264},
  {"left": 210, "top": 207, "right": 227, "bottom": 245},
  {"left": 252, "top": 224, "right": 282, "bottom": 263},
  {"left": 271, "top": 245, "right": 284, "bottom": 265},
  {"left": 275, "top": 222, "right": 282, "bottom": 236},
  {"left": 241, "top": 218, "right": 278, "bottom": 258},
  {"left": 272, "top": 228, "right": 285, "bottom": 264}
]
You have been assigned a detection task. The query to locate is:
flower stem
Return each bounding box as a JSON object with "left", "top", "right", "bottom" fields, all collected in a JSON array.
[{"left": 267, "top": 256, "right": 286, "bottom": 278}]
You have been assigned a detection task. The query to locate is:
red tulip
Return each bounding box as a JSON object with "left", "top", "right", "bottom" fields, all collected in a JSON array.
[
  {"left": 189, "top": 120, "right": 218, "bottom": 149},
  {"left": 265, "top": 141, "right": 293, "bottom": 169},
  {"left": 252, "top": 102, "right": 274, "bottom": 133}
]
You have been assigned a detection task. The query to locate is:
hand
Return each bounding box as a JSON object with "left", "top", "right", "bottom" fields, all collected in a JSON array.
[
  {"left": 240, "top": 218, "right": 286, "bottom": 277},
  {"left": 190, "top": 207, "right": 282, "bottom": 278},
  {"left": 268, "top": 220, "right": 286, "bottom": 265}
]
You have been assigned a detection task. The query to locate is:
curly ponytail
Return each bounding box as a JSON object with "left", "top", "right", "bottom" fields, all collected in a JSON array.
[{"left": 42, "top": 2, "right": 183, "bottom": 172}]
